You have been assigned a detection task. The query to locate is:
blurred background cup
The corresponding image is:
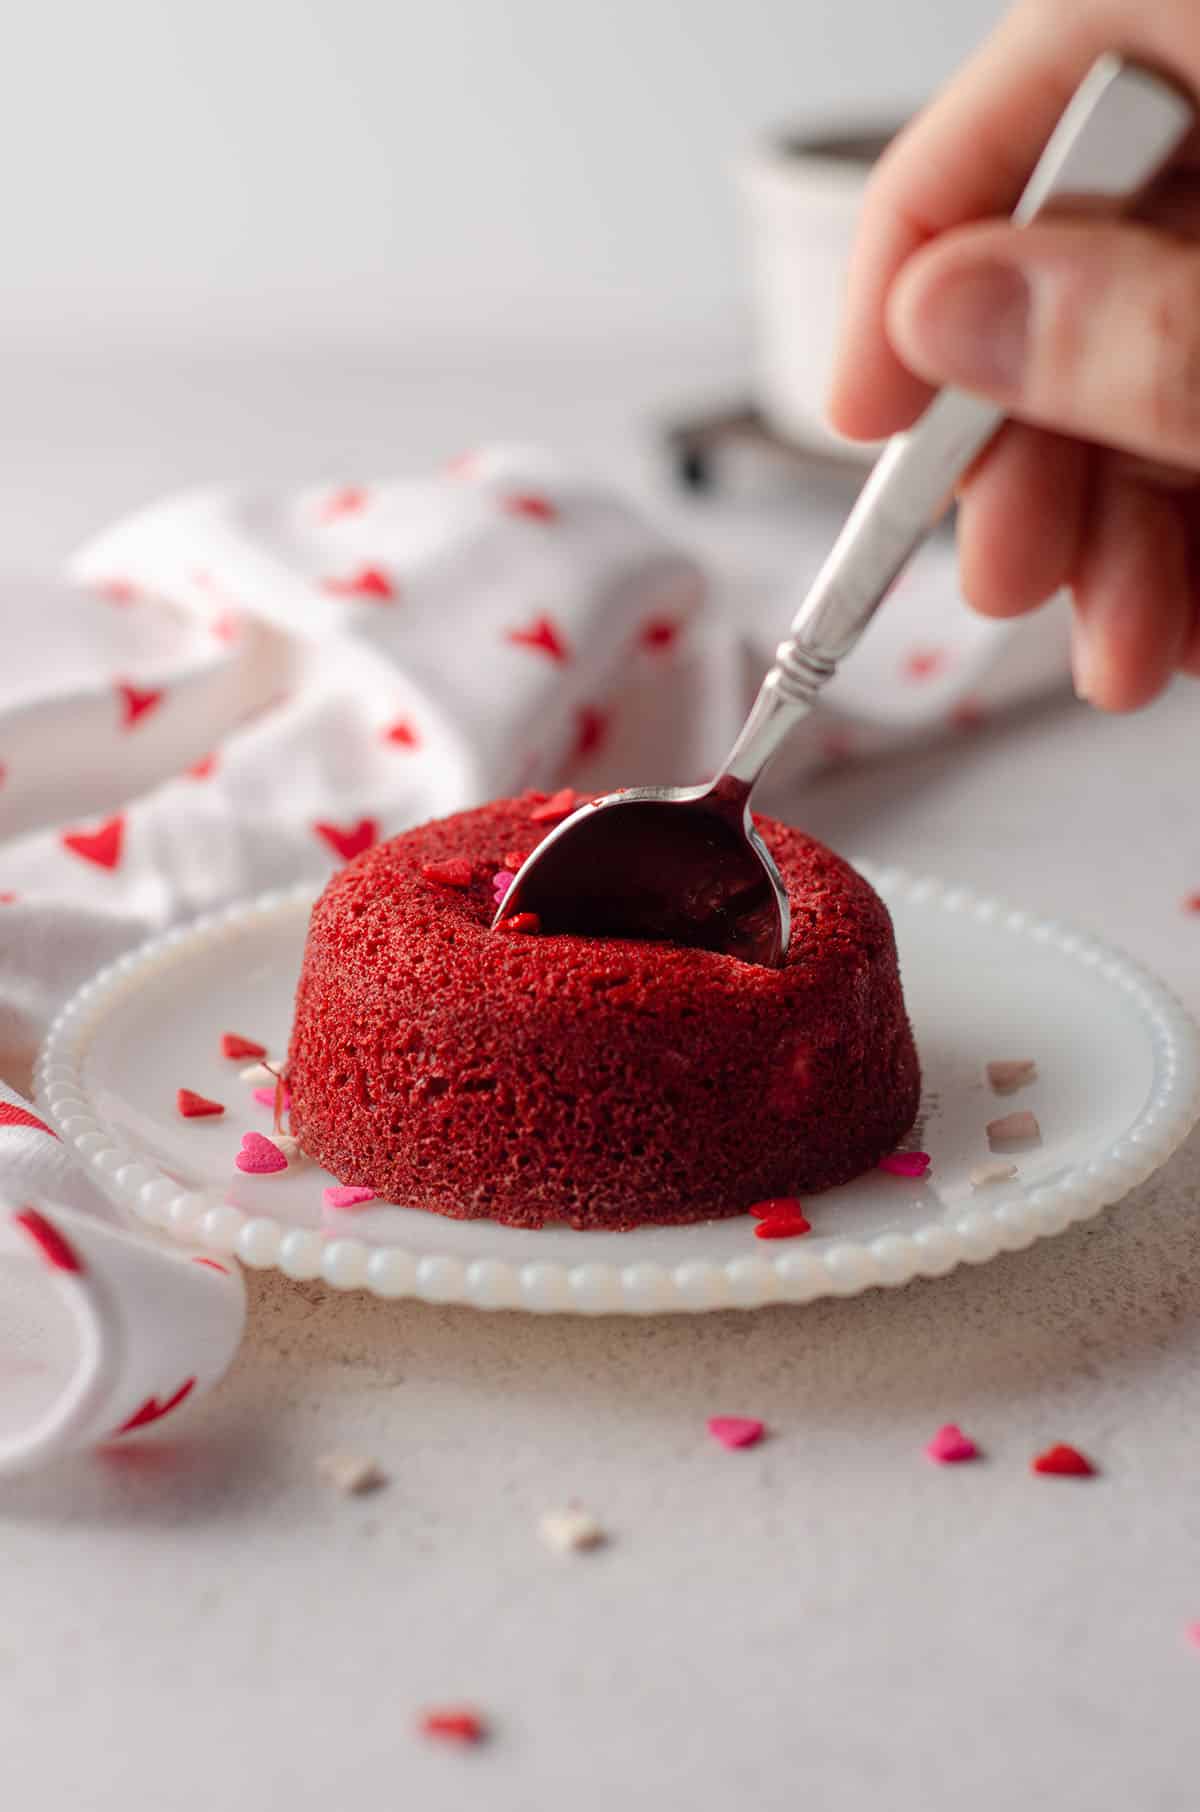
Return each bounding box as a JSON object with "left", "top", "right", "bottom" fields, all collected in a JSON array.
[{"left": 740, "top": 124, "right": 900, "bottom": 458}]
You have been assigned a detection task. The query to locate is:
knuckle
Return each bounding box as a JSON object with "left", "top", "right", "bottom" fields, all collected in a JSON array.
[{"left": 1141, "top": 256, "right": 1200, "bottom": 455}]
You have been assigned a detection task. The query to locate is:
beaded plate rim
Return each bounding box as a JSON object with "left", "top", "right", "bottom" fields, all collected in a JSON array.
[{"left": 35, "top": 871, "right": 1200, "bottom": 1314}]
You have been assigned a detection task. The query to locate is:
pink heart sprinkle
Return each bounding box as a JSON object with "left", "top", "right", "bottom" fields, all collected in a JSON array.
[
  {"left": 707, "top": 1416, "right": 765, "bottom": 1450},
  {"left": 252, "top": 1084, "right": 291, "bottom": 1109},
  {"left": 879, "top": 1151, "right": 931, "bottom": 1178},
  {"left": 323, "top": 1185, "right": 377, "bottom": 1209},
  {"left": 925, "top": 1423, "right": 980, "bottom": 1465},
  {"left": 1185, "top": 1622, "right": 1200, "bottom": 1651},
  {"left": 492, "top": 870, "right": 516, "bottom": 903},
  {"left": 235, "top": 1131, "right": 288, "bottom": 1174}
]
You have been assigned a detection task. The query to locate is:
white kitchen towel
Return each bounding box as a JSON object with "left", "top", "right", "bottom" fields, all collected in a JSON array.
[{"left": 0, "top": 444, "right": 1071, "bottom": 1472}]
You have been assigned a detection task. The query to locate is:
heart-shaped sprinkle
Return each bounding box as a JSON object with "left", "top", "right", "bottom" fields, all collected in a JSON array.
[
  {"left": 492, "top": 870, "right": 516, "bottom": 903},
  {"left": 754, "top": 1212, "right": 811, "bottom": 1240},
  {"left": 496, "top": 912, "right": 540, "bottom": 935},
  {"left": 503, "top": 848, "right": 530, "bottom": 871},
  {"left": 323, "top": 1184, "right": 376, "bottom": 1209},
  {"left": 1032, "top": 1442, "right": 1096, "bottom": 1477},
  {"left": 925, "top": 1424, "right": 980, "bottom": 1464},
  {"left": 221, "top": 1032, "right": 267, "bottom": 1061},
  {"left": 235, "top": 1132, "right": 288, "bottom": 1175},
  {"left": 419, "top": 1708, "right": 487, "bottom": 1745},
  {"left": 987, "top": 1110, "right": 1040, "bottom": 1145},
  {"left": 530, "top": 787, "right": 579, "bottom": 823},
  {"left": 253, "top": 1084, "right": 291, "bottom": 1110},
  {"left": 420, "top": 858, "right": 473, "bottom": 888},
  {"left": 878, "top": 1150, "right": 931, "bottom": 1177},
  {"left": 708, "top": 1416, "right": 765, "bottom": 1450},
  {"left": 177, "top": 1088, "right": 225, "bottom": 1119},
  {"left": 383, "top": 718, "right": 419, "bottom": 748},
  {"left": 240, "top": 1062, "right": 275, "bottom": 1085},
  {"left": 748, "top": 1196, "right": 803, "bottom": 1220}
]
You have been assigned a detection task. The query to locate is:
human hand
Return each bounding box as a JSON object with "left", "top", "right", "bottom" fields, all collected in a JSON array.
[{"left": 828, "top": 0, "right": 1200, "bottom": 710}]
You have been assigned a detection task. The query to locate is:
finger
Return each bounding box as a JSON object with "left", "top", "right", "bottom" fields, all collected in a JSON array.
[
  {"left": 1071, "top": 468, "right": 1193, "bottom": 711},
  {"left": 887, "top": 219, "right": 1200, "bottom": 468},
  {"left": 956, "top": 424, "right": 1092, "bottom": 618},
  {"left": 827, "top": 0, "right": 1200, "bottom": 442}
]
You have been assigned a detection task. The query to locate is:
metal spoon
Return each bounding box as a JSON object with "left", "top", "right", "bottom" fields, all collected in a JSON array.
[{"left": 495, "top": 56, "right": 1192, "bottom": 965}]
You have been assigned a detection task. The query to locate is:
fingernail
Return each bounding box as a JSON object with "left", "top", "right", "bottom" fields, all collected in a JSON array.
[{"left": 897, "top": 259, "right": 1031, "bottom": 392}]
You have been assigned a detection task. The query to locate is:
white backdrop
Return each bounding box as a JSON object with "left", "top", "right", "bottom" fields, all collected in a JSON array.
[{"left": 3, "top": 0, "right": 1003, "bottom": 344}]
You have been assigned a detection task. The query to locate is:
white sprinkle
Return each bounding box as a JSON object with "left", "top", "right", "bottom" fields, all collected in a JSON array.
[
  {"left": 274, "top": 1133, "right": 308, "bottom": 1167},
  {"left": 538, "top": 1506, "right": 606, "bottom": 1553},
  {"left": 986, "top": 1059, "right": 1038, "bottom": 1095},
  {"left": 970, "top": 1161, "right": 1018, "bottom": 1188},
  {"left": 987, "top": 1110, "right": 1040, "bottom": 1145},
  {"left": 240, "top": 1061, "right": 276, "bottom": 1085},
  {"left": 318, "top": 1452, "right": 386, "bottom": 1495}
]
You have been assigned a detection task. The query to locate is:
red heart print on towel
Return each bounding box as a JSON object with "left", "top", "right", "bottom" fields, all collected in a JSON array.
[
  {"left": 113, "top": 1378, "right": 196, "bottom": 1435},
  {"left": 383, "top": 718, "right": 420, "bottom": 749},
  {"left": 502, "top": 492, "right": 558, "bottom": 523},
  {"left": 319, "top": 486, "right": 367, "bottom": 520},
  {"left": 116, "top": 681, "right": 164, "bottom": 728},
  {"left": 62, "top": 815, "right": 124, "bottom": 870},
  {"left": 573, "top": 706, "right": 609, "bottom": 761},
  {"left": 639, "top": 617, "right": 679, "bottom": 652},
  {"left": 902, "top": 647, "right": 949, "bottom": 682},
  {"left": 14, "top": 1207, "right": 82, "bottom": 1271},
  {"left": 0, "top": 1102, "right": 56, "bottom": 1137},
  {"left": 505, "top": 614, "right": 569, "bottom": 663},
  {"left": 322, "top": 566, "right": 395, "bottom": 602},
  {"left": 186, "top": 752, "right": 217, "bottom": 780},
  {"left": 315, "top": 818, "right": 378, "bottom": 862}
]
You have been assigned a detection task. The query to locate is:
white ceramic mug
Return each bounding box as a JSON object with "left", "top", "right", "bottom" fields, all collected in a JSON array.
[
  {"left": 739, "top": 123, "right": 901, "bottom": 456},
  {"left": 0, "top": 1200, "right": 246, "bottom": 1475}
]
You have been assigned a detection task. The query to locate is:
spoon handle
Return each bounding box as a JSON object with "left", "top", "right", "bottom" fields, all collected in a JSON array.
[{"left": 720, "top": 54, "right": 1193, "bottom": 793}]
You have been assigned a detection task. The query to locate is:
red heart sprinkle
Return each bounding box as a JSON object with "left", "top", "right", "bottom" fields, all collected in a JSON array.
[
  {"left": 1032, "top": 1443, "right": 1096, "bottom": 1477},
  {"left": 315, "top": 818, "right": 378, "bottom": 862},
  {"left": 221, "top": 1032, "right": 267, "bottom": 1061},
  {"left": 419, "top": 1707, "right": 487, "bottom": 1745},
  {"left": 878, "top": 1151, "right": 931, "bottom": 1177},
  {"left": 420, "top": 858, "right": 474, "bottom": 888},
  {"left": 530, "top": 788, "right": 578, "bottom": 823},
  {"left": 708, "top": 1416, "right": 765, "bottom": 1450},
  {"left": 177, "top": 1089, "right": 225, "bottom": 1119},
  {"left": 62, "top": 815, "right": 124, "bottom": 870},
  {"left": 754, "top": 1213, "right": 811, "bottom": 1240},
  {"left": 496, "top": 912, "right": 541, "bottom": 935},
  {"left": 502, "top": 848, "right": 530, "bottom": 871},
  {"left": 748, "top": 1196, "right": 804, "bottom": 1220},
  {"left": 116, "top": 680, "right": 164, "bottom": 728},
  {"left": 502, "top": 492, "right": 558, "bottom": 522},
  {"left": 322, "top": 566, "right": 395, "bottom": 601},
  {"left": 505, "top": 614, "right": 569, "bottom": 662}
]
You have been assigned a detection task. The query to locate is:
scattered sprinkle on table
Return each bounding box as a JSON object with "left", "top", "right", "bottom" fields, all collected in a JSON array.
[
  {"left": 925, "top": 1424, "right": 980, "bottom": 1464},
  {"left": 987, "top": 1110, "right": 1040, "bottom": 1146},
  {"left": 970, "top": 1161, "right": 1018, "bottom": 1189},
  {"left": 272, "top": 1133, "right": 307, "bottom": 1167},
  {"left": 986, "top": 1059, "right": 1038, "bottom": 1094},
  {"left": 538, "top": 1506, "right": 606, "bottom": 1553},
  {"left": 418, "top": 1707, "right": 487, "bottom": 1746},
  {"left": 176, "top": 1088, "right": 225, "bottom": 1119},
  {"left": 235, "top": 1131, "right": 289, "bottom": 1175},
  {"left": 708, "top": 1416, "right": 765, "bottom": 1451},
  {"left": 221, "top": 1031, "right": 267, "bottom": 1061},
  {"left": 239, "top": 1061, "right": 276, "bottom": 1085},
  {"left": 323, "top": 1184, "right": 377, "bottom": 1209},
  {"left": 1031, "top": 1442, "right": 1096, "bottom": 1478},
  {"left": 318, "top": 1452, "right": 387, "bottom": 1495},
  {"left": 878, "top": 1150, "right": 931, "bottom": 1178}
]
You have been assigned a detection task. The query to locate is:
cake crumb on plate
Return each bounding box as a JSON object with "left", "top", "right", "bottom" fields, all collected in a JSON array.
[
  {"left": 986, "top": 1059, "right": 1038, "bottom": 1094},
  {"left": 539, "top": 1505, "right": 606, "bottom": 1552},
  {"left": 318, "top": 1452, "right": 387, "bottom": 1495},
  {"left": 987, "top": 1110, "right": 1040, "bottom": 1146}
]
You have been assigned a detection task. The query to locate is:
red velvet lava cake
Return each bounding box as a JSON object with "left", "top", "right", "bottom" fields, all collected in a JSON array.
[{"left": 287, "top": 795, "right": 920, "bottom": 1230}]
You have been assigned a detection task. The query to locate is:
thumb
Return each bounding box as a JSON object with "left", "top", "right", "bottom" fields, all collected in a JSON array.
[{"left": 887, "top": 218, "right": 1200, "bottom": 468}]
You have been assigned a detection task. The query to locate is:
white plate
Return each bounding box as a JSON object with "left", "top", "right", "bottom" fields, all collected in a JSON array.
[{"left": 35, "top": 870, "right": 1200, "bottom": 1313}]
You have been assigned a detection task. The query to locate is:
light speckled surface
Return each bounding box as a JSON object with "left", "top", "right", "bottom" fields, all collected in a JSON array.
[{"left": 2, "top": 335, "right": 1198, "bottom": 1812}]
